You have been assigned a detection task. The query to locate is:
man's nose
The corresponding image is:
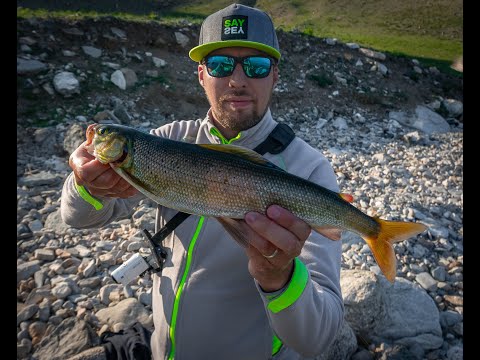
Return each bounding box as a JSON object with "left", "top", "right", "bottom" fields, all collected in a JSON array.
[{"left": 229, "top": 63, "right": 247, "bottom": 87}]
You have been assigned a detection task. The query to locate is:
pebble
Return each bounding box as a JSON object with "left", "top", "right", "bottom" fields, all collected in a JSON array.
[{"left": 16, "top": 20, "right": 463, "bottom": 360}]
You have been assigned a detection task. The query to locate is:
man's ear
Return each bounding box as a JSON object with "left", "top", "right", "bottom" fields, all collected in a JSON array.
[{"left": 198, "top": 64, "right": 205, "bottom": 87}]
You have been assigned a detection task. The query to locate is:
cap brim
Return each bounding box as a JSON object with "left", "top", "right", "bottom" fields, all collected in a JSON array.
[{"left": 189, "top": 40, "right": 281, "bottom": 62}]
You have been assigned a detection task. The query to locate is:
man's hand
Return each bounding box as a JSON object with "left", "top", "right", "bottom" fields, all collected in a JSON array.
[
  {"left": 69, "top": 141, "right": 138, "bottom": 198},
  {"left": 244, "top": 205, "right": 312, "bottom": 292}
]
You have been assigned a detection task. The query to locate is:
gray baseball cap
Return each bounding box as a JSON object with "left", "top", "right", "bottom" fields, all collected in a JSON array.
[{"left": 189, "top": 3, "right": 281, "bottom": 62}]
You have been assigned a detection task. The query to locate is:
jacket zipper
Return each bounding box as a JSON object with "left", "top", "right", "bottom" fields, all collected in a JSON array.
[{"left": 168, "top": 129, "right": 239, "bottom": 359}]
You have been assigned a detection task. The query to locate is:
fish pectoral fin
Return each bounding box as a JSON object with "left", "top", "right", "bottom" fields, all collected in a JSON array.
[
  {"left": 198, "top": 144, "right": 285, "bottom": 171},
  {"left": 311, "top": 225, "right": 343, "bottom": 241},
  {"left": 216, "top": 217, "right": 250, "bottom": 248}
]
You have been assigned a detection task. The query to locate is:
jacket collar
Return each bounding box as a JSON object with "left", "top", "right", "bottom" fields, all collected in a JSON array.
[{"left": 203, "top": 108, "right": 278, "bottom": 149}]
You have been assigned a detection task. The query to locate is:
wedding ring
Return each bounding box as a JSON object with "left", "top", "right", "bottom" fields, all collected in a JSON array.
[{"left": 263, "top": 249, "right": 279, "bottom": 259}]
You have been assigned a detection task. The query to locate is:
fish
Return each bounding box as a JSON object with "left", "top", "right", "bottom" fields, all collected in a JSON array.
[{"left": 85, "top": 123, "right": 427, "bottom": 282}]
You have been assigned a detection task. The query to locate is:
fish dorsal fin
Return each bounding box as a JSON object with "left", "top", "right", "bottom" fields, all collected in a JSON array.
[{"left": 198, "top": 143, "right": 285, "bottom": 171}]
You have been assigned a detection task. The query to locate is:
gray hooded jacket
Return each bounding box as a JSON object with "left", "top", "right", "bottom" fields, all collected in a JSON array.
[{"left": 60, "top": 109, "right": 344, "bottom": 360}]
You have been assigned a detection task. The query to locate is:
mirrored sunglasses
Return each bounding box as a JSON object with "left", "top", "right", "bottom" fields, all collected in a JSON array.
[{"left": 202, "top": 55, "right": 274, "bottom": 79}]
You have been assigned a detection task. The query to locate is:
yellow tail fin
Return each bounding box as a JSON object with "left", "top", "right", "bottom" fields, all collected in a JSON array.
[{"left": 364, "top": 219, "right": 427, "bottom": 283}]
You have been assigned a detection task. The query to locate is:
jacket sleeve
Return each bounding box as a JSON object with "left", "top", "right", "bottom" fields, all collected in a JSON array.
[
  {"left": 255, "top": 153, "right": 344, "bottom": 357},
  {"left": 60, "top": 172, "right": 146, "bottom": 229},
  {"left": 60, "top": 122, "right": 182, "bottom": 229}
]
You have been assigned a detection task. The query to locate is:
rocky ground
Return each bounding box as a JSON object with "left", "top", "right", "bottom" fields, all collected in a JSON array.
[{"left": 17, "top": 16, "right": 463, "bottom": 360}]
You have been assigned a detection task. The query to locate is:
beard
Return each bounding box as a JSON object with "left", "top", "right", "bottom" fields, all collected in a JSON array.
[{"left": 210, "top": 89, "right": 273, "bottom": 133}]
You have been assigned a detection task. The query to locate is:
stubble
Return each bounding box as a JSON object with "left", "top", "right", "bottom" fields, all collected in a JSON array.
[{"left": 209, "top": 89, "right": 273, "bottom": 133}]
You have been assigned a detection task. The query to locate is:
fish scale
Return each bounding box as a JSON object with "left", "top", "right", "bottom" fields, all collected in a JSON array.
[
  {"left": 127, "top": 131, "right": 362, "bottom": 227},
  {"left": 86, "top": 123, "right": 427, "bottom": 282}
]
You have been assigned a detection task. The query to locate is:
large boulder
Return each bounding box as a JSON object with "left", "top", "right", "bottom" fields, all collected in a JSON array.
[{"left": 341, "top": 269, "right": 443, "bottom": 351}]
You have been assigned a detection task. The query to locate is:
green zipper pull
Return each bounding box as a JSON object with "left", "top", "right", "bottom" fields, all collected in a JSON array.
[{"left": 209, "top": 127, "right": 242, "bottom": 144}]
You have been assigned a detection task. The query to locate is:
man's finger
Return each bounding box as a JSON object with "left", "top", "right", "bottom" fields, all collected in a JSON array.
[
  {"left": 75, "top": 159, "right": 112, "bottom": 183},
  {"left": 266, "top": 205, "right": 312, "bottom": 242},
  {"left": 245, "top": 211, "right": 301, "bottom": 257}
]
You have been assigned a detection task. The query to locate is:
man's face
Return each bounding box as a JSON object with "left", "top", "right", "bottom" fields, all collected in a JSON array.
[{"left": 198, "top": 47, "right": 279, "bottom": 136}]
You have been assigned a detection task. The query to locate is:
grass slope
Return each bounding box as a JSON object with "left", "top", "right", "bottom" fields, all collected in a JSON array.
[{"left": 17, "top": 0, "right": 463, "bottom": 69}]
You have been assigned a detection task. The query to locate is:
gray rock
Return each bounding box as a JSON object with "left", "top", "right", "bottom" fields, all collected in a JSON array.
[
  {"left": 52, "top": 282, "right": 73, "bottom": 299},
  {"left": 152, "top": 57, "right": 167, "bottom": 67},
  {"left": 111, "top": 70, "right": 126, "bottom": 90},
  {"left": 346, "top": 43, "right": 360, "bottom": 49},
  {"left": 78, "top": 276, "right": 102, "bottom": 289},
  {"left": 95, "top": 298, "right": 151, "bottom": 330},
  {"left": 389, "top": 106, "right": 451, "bottom": 135},
  {"left": 120, "top": 68, "right": 138, "bottom": 88},
  {"left": 431, "top": 266, "right": 446, "bottom": 282},
  {"left": 99, "top": 284, "right": 123, "bottom": 305},
  {"left": 111, "top": 27, "right": 127, "bottom": 39},
  {"left": 439, "top": 310, "right": 462, "bottom": 328},
  {"left": 17, "top": 260, "right": 42, "bottom": 283},
  {"left": 413, "top": 106, "right": 451, "bottom": 134},
  {"left": 35, "top": 249, "right": 56, "bottom": 261},
  {"left": 53, "top": 71, "right": 80, "bottom": 97},
  {"left": 32, "top": 318, "right": 100, "bottom": 360},
  {"left": 63, "top": 28, "right": 84, "bottom": 36},
  {"left": 65, "top": 346, "right": 107, "bottom": 360},
  {"left": 375, "top": 276, "right": 442, "bottom": 350},
  {"left": 378, "top": 344, "right": 420, "bottom": 360},
  {"left": 442, "top": 99, "right": 463, "bottom": 118},
  {"left": 18, "top": 171, "right": 62, "bottom": 187},
  {"left": 17, "top": 58, "right": 48, "bottom": 75},
  {"left": 17, "top": 338, "right": 32, "bottom": 358},
  {"left": 415, "top": 272, "right": 437, "bottom": 292},
  {"left": 174, "top": 32, "right": 189, "bottom": 47},
  {"left": 446, "top": 345, "right": 463, "bottom": 360},
  {"left": 351, "top": 349, "right": 374, "bottom": 360},
  {"left": 341, "top": 270, "right": 384, "bottom": 333},
  {"left": 63, "top": 50, "right": 77, "bottom": 57},
  {"left": 64, "top": 123, "right": 88, "bottom": 155},
  {"left": 17, "top": 304, "right": 39, "bottom": 326},
  {"left": 317, "top": 320, "right": 358, "bottom": 360},
  {"left": 82, "top": 46, "right": 102, "bottom": 58},
  {"left": 341, "top": 270, "right": 443, "bottom": 350},
  {"left": 44, "top": 209, "right": 71, "bottom": 235},
  {"left": 333, "top": 117, "right": 349, "bottom": 130},
  {"left": 359, "top": 48, "right": 386, "bottom": 60}
]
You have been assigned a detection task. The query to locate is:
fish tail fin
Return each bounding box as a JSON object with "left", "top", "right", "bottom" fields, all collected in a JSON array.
[{"left": 364, "top": 219, "right": 427, "bottom": 283}]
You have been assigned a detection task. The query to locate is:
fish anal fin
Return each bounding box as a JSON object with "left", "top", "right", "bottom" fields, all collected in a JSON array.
[
  {"left": 216, "top": 217, "right": 249, "bottom": 248},
  {"left": 312, "top": 225, "right": 343, "bottom": 241}
]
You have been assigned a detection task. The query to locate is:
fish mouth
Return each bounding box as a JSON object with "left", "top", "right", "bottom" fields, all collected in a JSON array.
[
  {"left": 110, "top": 145, "right": 129, "bottom": 167},
  {"left": 86, "top": 123, "right": 129, "bottom": 165},
  {"left": 95, "top": 141, "right": 128, "bottom": 165}
]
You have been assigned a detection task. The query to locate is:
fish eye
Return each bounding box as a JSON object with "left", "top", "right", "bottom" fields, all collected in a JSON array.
[{"left": 98, "top": 127, "right": 109, "bottom": 135}]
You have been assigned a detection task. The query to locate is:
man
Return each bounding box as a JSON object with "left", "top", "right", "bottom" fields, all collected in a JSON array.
[{"left": 61, "top": 3, "right": 344, "bottom": 359}]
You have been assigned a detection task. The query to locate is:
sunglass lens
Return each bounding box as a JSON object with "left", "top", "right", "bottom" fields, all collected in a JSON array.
[
  {"left": 206, "top": 56, "right": 234, "bottom": 77},
  {"left": 243, "top": 57, "right": 272, "bottom": 78}
]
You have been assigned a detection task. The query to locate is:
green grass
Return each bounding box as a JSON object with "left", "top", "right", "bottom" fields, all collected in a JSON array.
[
  {"left": 16, "top": 7, "right": 202, "bottom": 25},
  {"left": 18, "top": 0, "right": 463, "bottom": 71},
  {"left": 169, "top": 0, "right": 462, "bottom": 67}
]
